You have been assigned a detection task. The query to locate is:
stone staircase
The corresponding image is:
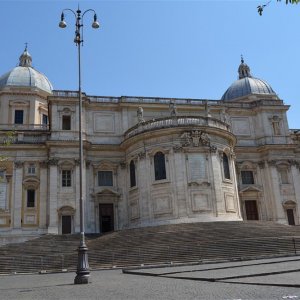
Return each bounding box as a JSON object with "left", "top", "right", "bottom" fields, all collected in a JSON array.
[{"left": 0, "top": 221, "right": 300, "bottom": 274}]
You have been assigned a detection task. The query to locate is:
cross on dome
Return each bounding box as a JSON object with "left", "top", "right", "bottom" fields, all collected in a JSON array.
[
  {"left": 238, "top": 55, "right": 251, "bottom": 79},
  {"left": 19, "top": 44, "right": 32, "bottom": 67}
]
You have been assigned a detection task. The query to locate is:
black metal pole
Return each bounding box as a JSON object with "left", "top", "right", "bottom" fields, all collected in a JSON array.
[
  {"left": 59, "top": 6, "right": 99, "bottom": 285},
  {"left": 74, "top": 8, "right": 90, "bottom": 285}
]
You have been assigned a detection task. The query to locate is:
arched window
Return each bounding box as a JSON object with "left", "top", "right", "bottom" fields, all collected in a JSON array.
[
  {"left": 223, "top": 153, "right": 230, "bottom": 180},
  {"left": 154, "top": 152, "right": 166, "bottom": 180},
  {"left": 129, "top": 160, "right": 136, "bottom": 187}
]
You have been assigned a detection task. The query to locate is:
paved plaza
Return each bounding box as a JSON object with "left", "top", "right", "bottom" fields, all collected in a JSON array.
[{"left": 1, "top": 256, "right": 300, "bottom": 299}]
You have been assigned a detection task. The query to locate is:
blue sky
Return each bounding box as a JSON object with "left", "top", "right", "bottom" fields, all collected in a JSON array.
[{"left": 1, "top": 0, "right": 299, "bottom": 128}]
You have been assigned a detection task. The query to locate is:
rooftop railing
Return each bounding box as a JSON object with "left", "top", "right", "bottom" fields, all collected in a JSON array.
[{"left": 0, "top": 124, "right": 49, "bottom": 131}]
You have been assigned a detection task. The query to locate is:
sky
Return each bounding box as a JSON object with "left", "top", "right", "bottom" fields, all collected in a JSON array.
[{"left": 0, "top": 0, "right": 299, "bottom": 128}]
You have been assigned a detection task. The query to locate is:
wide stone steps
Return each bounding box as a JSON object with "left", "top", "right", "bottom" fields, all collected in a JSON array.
[{"left": 0, "top": 221, "right": 300, "bottom": 274}]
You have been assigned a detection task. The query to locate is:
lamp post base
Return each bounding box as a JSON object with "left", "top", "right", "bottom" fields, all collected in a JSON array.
[{"left": 74, "top": 243, "right": 90, "bottom": 285}]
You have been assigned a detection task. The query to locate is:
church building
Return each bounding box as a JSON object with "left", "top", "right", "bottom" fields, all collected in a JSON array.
[{"left": 0, "top": 48, "right": 299, "bottom": 243}]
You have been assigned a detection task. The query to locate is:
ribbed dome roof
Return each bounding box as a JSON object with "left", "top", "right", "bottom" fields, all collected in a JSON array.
[
  {"left": 221, "top": 57, "right": 276, "bottom": 101},
  {"left": 0, "top": 47, "right": 53, "bottom": 94}
]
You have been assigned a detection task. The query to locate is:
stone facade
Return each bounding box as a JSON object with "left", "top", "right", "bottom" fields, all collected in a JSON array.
[{"left": 0, "top": 51, "right": 299, "bottom": 242}]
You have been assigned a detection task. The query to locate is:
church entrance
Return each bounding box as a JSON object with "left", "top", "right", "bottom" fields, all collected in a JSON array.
[
  {"left": 245, "top": 200, "right": 259, "bottom": 220},
  {"left": 99, "top": 204, "right": 114, "bottom": 233},
  {"left": 287, "top": 209, "right": 295, "bottom": 226},
  {"left": 62, "top": 215, "right": 72, "bottom": 234}
]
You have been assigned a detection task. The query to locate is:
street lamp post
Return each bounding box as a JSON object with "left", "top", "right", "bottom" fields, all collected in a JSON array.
[{"left": 59, "top": 7, "right": 100, "bottom": 285}]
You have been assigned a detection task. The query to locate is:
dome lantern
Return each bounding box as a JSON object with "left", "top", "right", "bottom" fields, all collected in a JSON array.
[
  {"left": 0, "top": 47, "right": 53, "bottom": 94},
  {"left": 221, "top": 57, "right": 277, "bottom": 101},
  {"left": 19, "top": 45, "right": 32, "bottom": 67}
]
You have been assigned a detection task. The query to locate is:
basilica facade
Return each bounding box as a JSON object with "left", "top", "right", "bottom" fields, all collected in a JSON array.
[{"left": 0, "top": 48, "right": 299, "bottom": 243}]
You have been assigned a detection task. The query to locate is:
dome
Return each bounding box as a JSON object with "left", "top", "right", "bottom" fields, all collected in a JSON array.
[
  {"left": 221, "top": 57, "right": 276, "bottom": 101},
  {"left": 0, "top": 47, "right": 53, "bottom": 94}
]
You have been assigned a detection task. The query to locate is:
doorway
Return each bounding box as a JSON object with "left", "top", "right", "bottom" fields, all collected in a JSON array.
[
  {"left": 245, "top": 200, "right": 259, "bottom": 220},
  {"left": 287, "top": 209, "right": 295, "bottom": 225},
  {"left": 99, "top": 204, "right": 114, "bottom": 233},
  {"left": 62, "top": 215, "right": 72, "bottom": 234}
]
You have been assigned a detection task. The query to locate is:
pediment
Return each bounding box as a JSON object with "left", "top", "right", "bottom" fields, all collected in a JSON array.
[
  {"left": 93, "top": 187, "right": 120, "bottom": 196},
  {"left": 239, "top": 185, "right": 262, "bottom": 193}
]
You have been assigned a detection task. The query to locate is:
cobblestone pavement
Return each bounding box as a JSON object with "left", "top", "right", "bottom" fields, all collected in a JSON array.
[{"left": 1, "top": 256, "right": 300, "bottom": 300}]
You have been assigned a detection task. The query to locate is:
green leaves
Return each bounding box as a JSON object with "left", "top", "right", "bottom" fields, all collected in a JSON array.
[{"left": 258, "top": 0, "right": 299, "bottom": 15}]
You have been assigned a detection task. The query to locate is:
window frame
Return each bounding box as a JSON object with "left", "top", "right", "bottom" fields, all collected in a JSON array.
[
  {"left": 154, "top": 151, "right": 167, "bottom": 181},
  {"left": 26, "top": 189, "right": 35, "bottom": 208},
  {"left": 129, "top": 160, "right": 136, "bottom": 188},
  {"left": 222, "top": 153, "right": 231, "bottom": 180},
  {"left": 98, "top": 170, "right": 113, "bottom": 187},
  {"left": 62, "top": 170, "right": 72, "bottom": 187},
  {"left": 241, "top": 170, "right": 255, "bottom": 185},
  {"left": 62, "top": 115, "right": 71, "bottom": 130},
  {"left": 14, "top": 110, "right": 24, "bottom": 124}
]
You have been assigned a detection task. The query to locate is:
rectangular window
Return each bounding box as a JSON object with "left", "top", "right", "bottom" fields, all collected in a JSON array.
[
  {"left": 98, "top": 171, "right": 113, "bottom": 186},
  {"left": 241, "top": 171, "right": 254, "bottom": 184},
  {"left": 42, "top": 114, "right": 48, "bottom": 125},
  {"left": 28, "top": 164, "right": 36, "bottom": 175},
  {"left": 62, "top": 170, "right": 72, "bottom": 187},
  {"left": 279, "top": 169, "right": 289, "bottom": 184},
  {"left": 27, "top": 189, "right": 35, "bottom": 208},
  {"left": 14, "top": 110, "right": 24, "bottom": 124},
  {"left": 62, "top": 115, "right": 71, "bottom": 130}
]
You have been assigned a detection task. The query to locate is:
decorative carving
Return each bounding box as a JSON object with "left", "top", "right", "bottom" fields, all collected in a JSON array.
[
  {"left": 221, "top": 108, "right": 230, "bottom": 124},
  {"left": 137, "top": 107, "right": 145, "bottom": 124},
  {"left": 39, "top": 161, "right": 48, "bottom": 168},
  {"left": 14, "top": 161, "right": 23, "bottom": 168},
  {"left": 204, "top": 101, "right": 211, "bottom": 118},
  {"left": 258, "top": 161, "right": 265, "bottom": 169},
  {"left": 267, "top": 160, "right": 276, "bottom": 166},
  {"left": 180, "top": 130, "right": 210, "bottom": 147},
  {"left": 137, "top": 152, "right": 146, "bottom": 159},
  {"left": 74, "top": 159, "right": 80, "bottom": 166},
  {"left": 173, "top": 145, "right": 183, "bottom": 153},
  {"left": 230, "top": 150, "right": 236, "bottom": 160},
  {"left": 48, "top": 158, "right": 59, "bottom": 166},
  {"left": 169, "top": 101, "right": 177, "bottom": 117},
  {"left": 120, "top": 162, "right": 126, "bottom": 169},
  {"left": 288, "top": 160, "right": 299, "bottom": 166},
  {"left": 188, "top": 181, "right": 211, "bottom": 187},
  {"left": 209, "top": 145, "right": 217, "bottom": 153}
]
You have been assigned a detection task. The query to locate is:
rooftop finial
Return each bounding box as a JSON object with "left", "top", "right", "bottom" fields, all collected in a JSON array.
[
  {"left": 238, "top": 56, "right": 251, "bottom": 79},
  {"left": 19, "top": 44, "right": 32, "bottom": 67}
]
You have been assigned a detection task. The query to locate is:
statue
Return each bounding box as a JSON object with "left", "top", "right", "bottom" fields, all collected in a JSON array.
[
  {"left": 169, "top": 101, "right": 177, "bottom": 117},
  {"left": 137, "top": 107, "right": 144, "bottom": 124}
]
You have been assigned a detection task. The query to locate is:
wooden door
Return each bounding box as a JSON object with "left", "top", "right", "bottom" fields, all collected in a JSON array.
[
  {"left": 99, "top": 204, "right": 114, "bottom": 233},
  {"left": 245, "top": 200, "right": 259, "bottom": 220},
  {"left": 62, "top": 215, "right": 72, "bottom": 234},
  {"left": 287, "top": 209, "right": 295, "bottom": 226}
]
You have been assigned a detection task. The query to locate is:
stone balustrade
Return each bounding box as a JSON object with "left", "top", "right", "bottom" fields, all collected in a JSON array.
[{"left": 124, "top": 116, "right": 230, "bottom": 140}]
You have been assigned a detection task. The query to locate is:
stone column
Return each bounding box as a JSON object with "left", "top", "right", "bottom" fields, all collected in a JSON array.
[
  {"left": 13, "top": 161, "right": 23, "bottom": 230},
  {"left": 291, "top": 164, "right": 300, "bottom": 223},
  {"left": 138, "top": 151, "right": 150, "bottom": 223},
  {"left": 48, "top": 159, "right": 58, "bottom": 234},
  {"left": 267, "top": 161, "right": 284, "bottom": 223},
  {"left": 172, "top": 146, "right": 187, "bottom": 218},
  {"left": 211, "top": 150, "right": 225, "bottom": 215},
  {"left": 74, "top": 161, "right": 80, "bottom": 233},
  {"left": 230, "top": 152, "right": 242, "bottom": 219},
  {"left": 39, "top": 161, "right": 48, "bottom": 230}
]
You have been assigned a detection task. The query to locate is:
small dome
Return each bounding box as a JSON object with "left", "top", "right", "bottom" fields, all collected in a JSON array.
[
  {"left": 0, "top": 47, "right": 53, "bottom": 94},
  {"left": 221, "top": 57, "right": 276, "bottom": 101}
]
